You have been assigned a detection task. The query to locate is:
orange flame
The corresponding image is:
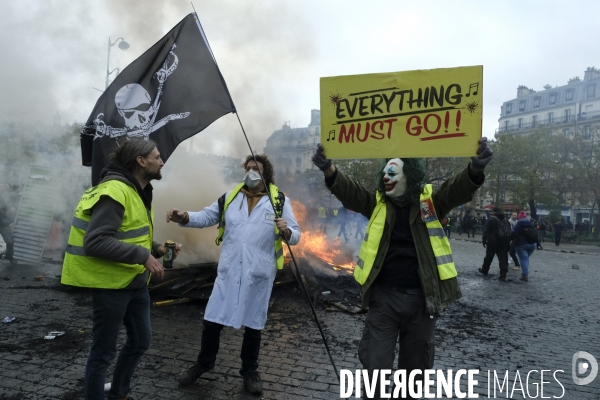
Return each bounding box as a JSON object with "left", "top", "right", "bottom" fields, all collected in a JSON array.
[{"left": 285, "top": 200, "right": 355, "bottom": 273}]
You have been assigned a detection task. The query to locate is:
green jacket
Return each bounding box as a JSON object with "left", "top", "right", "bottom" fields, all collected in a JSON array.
[{"left": 328, "top": 166, "right": 483, "bottom": 313}]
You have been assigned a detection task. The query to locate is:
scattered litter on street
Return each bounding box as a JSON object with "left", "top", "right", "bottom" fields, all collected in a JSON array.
[
  {"left": 2, "top": 316, "right": 15, "bottom": 323},
  {"left": 44, "top": 331, "right": 65, "bottom": 339}
]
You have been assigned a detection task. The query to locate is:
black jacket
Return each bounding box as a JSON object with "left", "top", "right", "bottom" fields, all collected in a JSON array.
[{"left": 482, "top": 212, "right": 508, "bottom": 247}]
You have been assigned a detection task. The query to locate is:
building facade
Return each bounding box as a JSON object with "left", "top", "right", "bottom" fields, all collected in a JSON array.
[
  {"left": 497, "top": 67, "right": 600, "bottom": 224},
  {"left": 497, "top": 67, "right": 600, "bottom": 137},
  {"left": 264, "top": 109, "right": 321, "bottom": 174}
]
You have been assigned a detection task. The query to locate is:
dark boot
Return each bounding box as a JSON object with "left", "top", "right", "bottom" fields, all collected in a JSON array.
[
  {"left": 478, "top": 268, "right": 488, "bottom": 276},
  {"left": 243, "top": 371, "right": 263, "bottom": 394},
  {"left": 179, "top": 363, "right": 210, "bottom": 386}
]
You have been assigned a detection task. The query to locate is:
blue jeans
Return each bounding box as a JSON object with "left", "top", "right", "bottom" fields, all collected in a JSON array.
[
  {"left": 85, "top": 287, "right": 151, "bottom": 400},
  {"left": 515, "top": 243, "right": 536, "bottom": 276}
]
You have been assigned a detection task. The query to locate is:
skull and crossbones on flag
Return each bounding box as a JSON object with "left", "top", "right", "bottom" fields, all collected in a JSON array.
[
  {"left": 87, "top": 44, "right": 190, "bottom": 140},
  {"left": 81, "top": 13, "right": 236, "bottom": 186}
]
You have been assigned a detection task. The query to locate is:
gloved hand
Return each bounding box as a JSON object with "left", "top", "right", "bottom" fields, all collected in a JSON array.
[
  {"left": 312, "top": 144, "right": 332, "bottom": 171},
  {"left": 482, "top": 241, "right": 487, "bottom": 248},
  {"left": 470, "top": 137, "right": 493, "bottom": 172}
]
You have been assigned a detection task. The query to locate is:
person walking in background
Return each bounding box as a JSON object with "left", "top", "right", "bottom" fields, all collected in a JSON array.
[
  {"left": 336, "top": 206, "right": 349, "bottom": 243},
  {"left": 478, "top": 207, "right": 511, "bottom": 281},
  {"left": 507, "top": 211, "right": 520, "bottom": 270},
  {"left": 318, "top": 205, "right": 327, "bottom": 233},
  {"left": 467, "top": 215, "right": 476, "bottom": 238},
  {"left": 354, "top": 213, "right": 367, "bottom": 241},
  {"left": 554, "top": 220, "right": 564, "bottom": 246},
  {"left": 511, "top": 211, "right": 540, "bottom": 282},
  {"left": 537, "top": 219, "right": 545, "bottom": 243},
  {"left": 442, "top": 215, "right": 451, "bottom": 238}
]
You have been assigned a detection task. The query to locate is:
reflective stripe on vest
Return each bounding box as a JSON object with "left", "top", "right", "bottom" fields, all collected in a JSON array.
[
  {"left": 61, "top": 180, "right": 153, "bottom": 289},
  {"left": 420, "top": 184, "right": 457, "bottom": 280},
  {"left": 215, "top": 183, "right": 285, "bottom": 270},
  {"left": 354, "top": 191, "right": 386, "bottom": 285}
]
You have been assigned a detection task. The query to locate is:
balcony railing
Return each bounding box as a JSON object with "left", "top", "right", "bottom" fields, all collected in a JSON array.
[{"left": 497, "top": 110, "right": 600, "bottom": 133}]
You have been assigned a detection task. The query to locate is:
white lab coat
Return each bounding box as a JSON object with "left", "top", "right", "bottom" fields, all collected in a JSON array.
[{"left": 184, "top": 189, "right": 300, "bottom": 330}]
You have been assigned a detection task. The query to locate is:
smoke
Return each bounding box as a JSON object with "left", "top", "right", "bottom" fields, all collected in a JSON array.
[
  {"left": 0, "top": 0, "right": 317, "bottom": 263},
  {"left": 151, "top": 147, "right": 236, "bottom": 266}
]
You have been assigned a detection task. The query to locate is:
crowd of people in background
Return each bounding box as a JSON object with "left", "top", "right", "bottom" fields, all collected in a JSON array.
[
  {"left": 314, "top": 203, "right": 597, "bottom": 248},
  {"left": 315, "top": 205, "right": 368, "bottom": 241}
]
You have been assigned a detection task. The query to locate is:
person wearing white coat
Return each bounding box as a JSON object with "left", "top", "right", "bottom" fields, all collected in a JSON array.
[{"left": 167, "top": 154, "right": 300, "bottom": 394}]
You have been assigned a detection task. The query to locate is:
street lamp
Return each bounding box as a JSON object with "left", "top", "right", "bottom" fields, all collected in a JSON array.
[{"left": 105, "top": 36, "right": 130, "bottom": 89}]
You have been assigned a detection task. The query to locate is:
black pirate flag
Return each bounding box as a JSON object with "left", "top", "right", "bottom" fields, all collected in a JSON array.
[{"left": 81, "top": 13, "right": 235, "bottom": 185}]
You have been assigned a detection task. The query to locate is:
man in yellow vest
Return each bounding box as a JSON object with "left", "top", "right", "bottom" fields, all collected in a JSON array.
[
  {"left": 318, "top": 205, "right": 328, "bottom": 233},
  {"left": 312, "top": 138, "right": 492, "bottom": 399},
  {"left": 166, "top": 154, "right": 300, "bottom": 395},
  {"left": 61, "top": 138, "right": 178, "bottom": 400}
]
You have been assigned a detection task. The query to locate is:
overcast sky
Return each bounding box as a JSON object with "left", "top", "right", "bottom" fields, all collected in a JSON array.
[{"left": 2, "top": 0, "right": 599, "bottom": 159}]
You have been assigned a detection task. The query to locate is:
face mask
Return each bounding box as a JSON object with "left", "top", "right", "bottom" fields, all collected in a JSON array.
[
  {"left": 382, "top": 158, "right": 406, "bottom": 198},
  {"left": 244, "top": 170, "right": 262, "bottom": 188}
]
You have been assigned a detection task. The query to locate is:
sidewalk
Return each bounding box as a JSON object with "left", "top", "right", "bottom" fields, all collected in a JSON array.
[{"left": 1, "top": 239, "right": 599, "bottom": 399}]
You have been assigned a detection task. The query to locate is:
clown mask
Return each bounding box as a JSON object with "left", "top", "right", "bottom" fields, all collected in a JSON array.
[{"left": 382, "top": 158, "right": 407, "bottom": 198}]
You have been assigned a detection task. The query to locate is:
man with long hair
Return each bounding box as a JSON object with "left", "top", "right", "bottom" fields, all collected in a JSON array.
[
  {"left": 62, "top": 138, "right": 178, "bottom": 400},
  {"left": 312, "top": 138, "right": 492, "bottom": 399},
  {"left": 167, "top": 154, "right": 300, "bottom": 395}
]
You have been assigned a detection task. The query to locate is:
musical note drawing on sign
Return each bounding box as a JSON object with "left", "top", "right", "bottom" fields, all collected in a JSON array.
[
  {"left": 326, "top": 130, "right": 336, "bottom": 141},
  {"left": 465, "top": 82, "right": 479, "bottom": 97}
]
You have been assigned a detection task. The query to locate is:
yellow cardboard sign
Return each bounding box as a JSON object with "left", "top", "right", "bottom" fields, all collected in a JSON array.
[{"left": 320, "top": 66, "right": 482, "bottom": 158}]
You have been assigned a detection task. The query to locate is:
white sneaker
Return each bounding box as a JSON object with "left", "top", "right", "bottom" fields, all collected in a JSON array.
[{"left": 104, "top": 383, "right": 111, "bottom": 392}]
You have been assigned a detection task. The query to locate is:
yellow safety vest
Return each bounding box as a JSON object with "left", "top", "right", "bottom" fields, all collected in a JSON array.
[
  {"left": 215, "top": 183, "right": 285, "bottom": 270},
  {"left": 353, "top": 185, "right": 457, "bottom": 285},
  {"left": 318, "top": 207, "right": 327, "bottom": 218},
  {"left": 333, "top": 209, "right": 339, "bottom": 216},
  {"left": 61, "top": 180, "right": 153, "bottom": 289},
  {"left": 419, "top": 184, "right": 457, "bottom": 280}
]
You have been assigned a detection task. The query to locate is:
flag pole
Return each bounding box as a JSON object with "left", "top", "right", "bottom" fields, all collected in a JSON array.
[
  {"left": 233, "top": 111, "right": 340, "bottom": 383},
  {"left": 190, "top": 3, "right": 340, "bottom": 382}
]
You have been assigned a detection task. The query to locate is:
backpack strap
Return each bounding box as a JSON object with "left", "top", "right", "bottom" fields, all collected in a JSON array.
[
  {"left": 216, "top": 192, "right": 227, "bottom": 230},
  {"left": 274, "top": 190, "right": 285, "bottom": 217}
]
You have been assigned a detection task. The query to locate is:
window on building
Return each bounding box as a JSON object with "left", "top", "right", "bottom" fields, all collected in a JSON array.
[
  {"left": 565, "top": 109, "right": 571, "bottom": 122},
  {"left": 532, "top": 115, "right": 537, "bottom": 127},
  {"left": 533, "top": 96, "right": 541, "bottom": 108},
  {"left": 518, "top": 118, "right": 523, "bottom": 129},
  {"left": 587, "top": 85, "right": 596, "bottom": 99},
  {"left": 506, "top": 103, "right": 513, "bottom": 114},
  {"left": 563, "top": 128, "right": 570, "bottom": 137},
  {"left": 547, "top": 112, "right": 554, "bottom": 123},
  {"left": 519, "top": 101, "right": 526, "bottom": 112},
  {"left": 549, "top": 92, "right": 557, "bottom": 105},
  {"left": 584, "top": 125, "right": 592, "bottom": 139},
  {"left": 566, "top": 89, "right": 574, "bottom": 102},
  {"left": 585, "top": 104, "right": 593, "bottom": 115},
  {"left": 504, "top": 121, "right": 509, "bottom": 131}
]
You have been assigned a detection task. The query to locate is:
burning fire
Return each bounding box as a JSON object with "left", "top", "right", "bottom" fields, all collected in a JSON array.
[{"left": 284, "top": 200, "right": 356, "bottom": 273}]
